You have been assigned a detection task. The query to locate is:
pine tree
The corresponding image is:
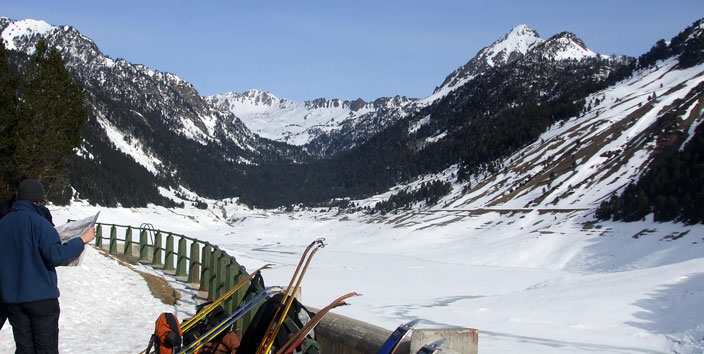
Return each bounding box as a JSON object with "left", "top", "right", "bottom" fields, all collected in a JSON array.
[{"left": 10, "top": 39, "right": 88, "bottom": 202}]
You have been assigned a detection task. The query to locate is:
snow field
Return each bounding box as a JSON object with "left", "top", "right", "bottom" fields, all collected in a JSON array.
[{"left": 2, "top": 201, "right": 700, "bottom": 353}]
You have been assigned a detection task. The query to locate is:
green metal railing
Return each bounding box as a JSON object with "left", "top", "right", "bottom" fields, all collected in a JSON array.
[{"left": 93, "top": 222, "right": 259, "bottom": 331}]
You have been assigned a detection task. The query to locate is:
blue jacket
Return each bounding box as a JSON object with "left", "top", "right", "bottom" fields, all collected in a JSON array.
[{"left": 0, "top": 200, "right": 84, "bottom": 304}]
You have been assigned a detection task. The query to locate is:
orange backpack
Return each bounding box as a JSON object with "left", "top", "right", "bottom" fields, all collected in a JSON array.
[{"left": 146, "top": 313, "right": 183, "bottom": 354}]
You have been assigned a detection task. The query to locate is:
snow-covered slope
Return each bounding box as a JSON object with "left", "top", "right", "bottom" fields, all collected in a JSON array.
[
  {"left": 2, "top": 185, "right": 699, "bottom": 353},
  {"left": 444, "top": 57, "right": 704, "bottom": 211}
]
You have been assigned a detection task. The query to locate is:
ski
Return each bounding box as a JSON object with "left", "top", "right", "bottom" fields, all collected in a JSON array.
[
  {"left": 275, "top": 292, "right": 359, "bottom": 354},
  {"left": 180, "top": 263, "right": 272, "bottom": 333},
  {"left": 416, "top": 338, "right": 447, "bottom": 354},
  {"left": 179, "top": 286, "right": 280, "bottom": 354},
  {"left": 255, "top": 238, "right": 326, "bottom": 354},
  {"left": 377, "top": 318, "right": 420, "bottom": 354}
]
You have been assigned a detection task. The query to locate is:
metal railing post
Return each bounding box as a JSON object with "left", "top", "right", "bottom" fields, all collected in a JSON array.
[
  {"left": 200, "top": 243, "right": 212, "bottom": 292},
  {"left": 164, "top": 233, "right": 175, "bottom": 272},
  {"left": 216, "top": 251, "right": 227, "bottom": 299},
  {"left": 208, "top": 248, "right": 222, "bottom": 300},
  {"left": 224, "top": 261, "right": 235, "bottom": 313},
  {"left": 188, "top": 241, "right": 200, "bottom": 284},
  {"left": 139, "top": 229, "right": 149, "bottom": 262},
  {"left": 176, "top": 236, "right": 188, "bottom": 277},
  {"left": 239, "top": 266, "right": 257, "bottom": 332},
  {"left": 152, "top": 232, "right": 163, "bottom": 267},
  {"left": 109, "top": 225, "right": 117, "bottom": 255},
  {"left": 124, "top": 226, "right": 133, "bottom": 257},
  {"left": 233, "top": 265, "right": 248, "bottom": 330},
  {"left": 95, "top": 224, "right": 102, "bottom": 248}
]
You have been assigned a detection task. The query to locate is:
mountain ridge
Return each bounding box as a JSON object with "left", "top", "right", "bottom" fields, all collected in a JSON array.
[{"left": 2, "top": 16, "right": 702, "bottom": 215}]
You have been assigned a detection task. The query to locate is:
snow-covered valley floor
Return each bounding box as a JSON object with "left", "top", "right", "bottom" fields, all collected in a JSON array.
[{"left": 1, "top": 202, "right": 702, "bottom": 353}]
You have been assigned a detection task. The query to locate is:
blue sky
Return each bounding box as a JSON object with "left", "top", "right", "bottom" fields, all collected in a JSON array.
[{"left": 3, "top": 1, "right": 704, "bottom": 101}]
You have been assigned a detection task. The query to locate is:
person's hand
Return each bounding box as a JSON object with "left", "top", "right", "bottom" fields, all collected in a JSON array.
[{"left": 80, "top": 226, "right": 96, "bottom": 244}]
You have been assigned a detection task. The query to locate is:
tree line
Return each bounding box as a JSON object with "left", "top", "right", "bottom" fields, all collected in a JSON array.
[{"left": 373, "top": 180, "right": 452, "bottom": 213}]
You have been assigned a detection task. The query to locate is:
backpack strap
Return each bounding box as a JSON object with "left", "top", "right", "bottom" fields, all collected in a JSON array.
[
  {"left": 145, "top": 334, "right": 156, "bottom": 354},
  {"left": 282, "top": 318, "right": 319, "bottom": 354},
  {"left": 300, "top": 338, "right": 320, "bottom": 354},
  {"left": 164, "top": 313, "right": 180, "bottom": 334}
]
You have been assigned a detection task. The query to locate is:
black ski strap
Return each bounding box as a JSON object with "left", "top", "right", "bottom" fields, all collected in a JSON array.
[
  {"left": 164, "top": 313, "right": 180, "bottom": 334},
  {"left": 145, "top": 334, "right": 156, "bottom": 354}
]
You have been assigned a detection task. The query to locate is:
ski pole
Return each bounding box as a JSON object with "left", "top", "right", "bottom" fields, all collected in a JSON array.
[
  {"left": 255, "top": 238, "right": 325, "bottom": 354},
  {"left": 275, "top": 292, "right": 359, "bottom": 354}
]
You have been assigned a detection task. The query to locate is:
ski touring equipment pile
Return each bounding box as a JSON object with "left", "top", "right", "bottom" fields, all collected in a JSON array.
[{"left": 178, "top": 286, "right": 280, "bottom": 354}]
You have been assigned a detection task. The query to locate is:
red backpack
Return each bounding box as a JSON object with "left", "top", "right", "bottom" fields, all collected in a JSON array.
[{"left": 146, "top": 313, "right": 183, "bottom": 354}]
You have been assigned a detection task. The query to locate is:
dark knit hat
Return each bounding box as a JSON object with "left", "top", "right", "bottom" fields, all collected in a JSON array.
[{"left": 17, "top": 179, "right": 45, "bottom": 201}]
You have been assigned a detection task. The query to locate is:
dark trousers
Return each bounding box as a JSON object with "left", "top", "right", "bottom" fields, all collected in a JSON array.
[{"left": 4, "top": 298, "right": 60, "bottom": 354}]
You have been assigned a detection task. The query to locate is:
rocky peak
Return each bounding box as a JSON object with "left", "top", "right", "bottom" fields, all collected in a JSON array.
[
  {"left": 1, "top": 18, "right": 54, "bottom": 51},
  {"left": 481, "top": 24, "right": 544, "bottom": 67},
  {"left": 372, "top": 95, "right": 416, "bottom": 109},
  {"left": 213, "top": 90, "right": 282, "bottom": 107},
  {"left": 526, "top": 31, "right": 597, "bottom": 61},
  {"left": 305, "top": 97, "right": 348, "bottom": 110},
  {"left": 434, "top": 24, "right": 543, "bottom": 94}
]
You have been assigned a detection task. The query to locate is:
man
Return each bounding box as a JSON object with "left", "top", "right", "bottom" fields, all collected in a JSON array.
[{"left": 0, "top": 179, "right": 95, "bottom": 353}]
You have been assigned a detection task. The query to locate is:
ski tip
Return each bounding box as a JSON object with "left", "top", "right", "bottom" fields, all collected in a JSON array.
[
  {"left": 433, "top": 338, "right": 447, "bottom": 346},
  {"left": 405, "top": 318, "right": 421, "bottom": 327},
  {"left": 419, "top": 338, "right": 447, "bottom": 352}
]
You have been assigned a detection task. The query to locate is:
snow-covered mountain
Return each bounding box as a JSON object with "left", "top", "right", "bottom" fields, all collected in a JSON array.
[
  {"left": 0, "top": 18, "right": 609, "bottom": 161},
  {"left": 0, "top": 18, "right": 302, "bottom": 172},
  {"left": 422, "top": 25, "right": 609, "bottom": 106},
  {"left": 207, "top": 90, "right": 414, "bottom": 155}
]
